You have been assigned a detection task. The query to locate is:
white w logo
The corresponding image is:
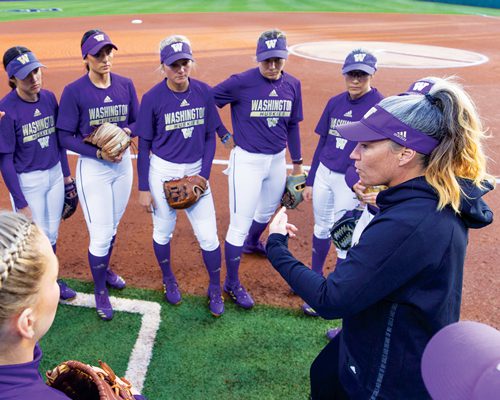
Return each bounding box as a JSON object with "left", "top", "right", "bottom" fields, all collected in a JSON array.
[
  {"left": 181, "top": 127, "right": 194, "bottom": 139},
  {"left": 265, "top": 39, "right": 277, "bottom": 49},
  {"left": 336, "top": 138, "right": 348, "bottom": 150},
  {"left": 267, "top": 118, "right": 279, "bottom": 128},
  {"left": 353, "top": 53, "right": 366, "bottom": 62},
  {"left": 38, "top": 136, "right": 50, "bottom": 149},
  {"left": 94, "top": 34, "right": 105, "bottom": 42},
  {"left": 171, "top": 43, "right": 183, "bottom": 52},
  {"left": 412, "top": 82, "right": 430, "bottom": 92},
  {"left": 17, "top": 54, "right": 30, "bottom": 65}
]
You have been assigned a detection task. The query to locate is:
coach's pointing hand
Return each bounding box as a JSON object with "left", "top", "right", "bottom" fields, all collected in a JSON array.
[{"left": 269, "top": 207, "right": 298, "bottom": 238}]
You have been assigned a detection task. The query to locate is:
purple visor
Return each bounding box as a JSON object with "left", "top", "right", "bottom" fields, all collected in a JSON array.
[
  {"left": 422, "top": 321, "right": 500, "bottom": 400},
  {"left": 81, "top": 32, "right": 117, "bottom": 58},
  {"left": 405, "top": 79, "right": 434, "bottom": 95},
  {"left": 6, "top": 52, "right": 45, "bottom": 80},
  {"left": 336, "top": 105, "right": 439, "bottom": 155},
  {"left": 160, "top": 42, "right": 194, "bottom": 66},
  {"left": 256, "top": 36, "right": 288, "bottom": 62}
]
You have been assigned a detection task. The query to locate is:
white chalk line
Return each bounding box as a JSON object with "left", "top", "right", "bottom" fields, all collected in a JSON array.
[{"left": 61, "top": 292, "right": 161, "bottom": 393}]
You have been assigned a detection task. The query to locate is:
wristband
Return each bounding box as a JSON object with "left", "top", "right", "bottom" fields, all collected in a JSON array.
[
  {"left": 292, "top": 158, "right": 303, "bottom": 165},
  {"left": 221, "top": 133, "right": 232, "bottom": 144}
]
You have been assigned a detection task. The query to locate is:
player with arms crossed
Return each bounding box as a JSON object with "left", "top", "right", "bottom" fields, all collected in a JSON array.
[
  {"left": 301, "top": 49, "right": 383, "bottom": 316},
  {"left": 57, "top": 29, "right": 139, "bottom": 320},
  {"left": 136, "top": 35, "right": 224, "bottom": 317},
  {"left": 213, "top": 29, "right": 304, "bottom": 309},
  {"left": 0, "top": 46, "right": 76, "bottom": 300}
]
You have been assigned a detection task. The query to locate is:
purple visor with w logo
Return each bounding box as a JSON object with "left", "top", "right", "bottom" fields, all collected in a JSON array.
[
  {"left": 6, "top": 52, "right": 45, "bottom": 80},
  {"left": 336, "top": 104, "right": 439, "bottom": 155}
]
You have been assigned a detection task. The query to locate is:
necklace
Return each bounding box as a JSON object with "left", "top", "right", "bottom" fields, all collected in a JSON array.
[
  {"left": 267, "top": 74, "right": 284, "bottom": 97},
  {"left": 167, "top": 81, "right": 191, "bottom": 106}
]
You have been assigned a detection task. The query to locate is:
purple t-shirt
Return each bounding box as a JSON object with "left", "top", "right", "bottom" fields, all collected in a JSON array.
[
  {"left": 0, "top": 89, "right": 60, "bottom": 172},
  {"left": 316, "top": 88, "right": 383, "bottom": 173},
  {"left": 56, "top": 73, "right": 138, "bottom": 137},
  {"left": 0, "top": 344, "right": 69, "bottom": 400},
  {"left": 136, "top": 78, "right": 218, "bottom": 162},
  {"left": 213, "top": 67, "right": 303, "bottom": 157}
]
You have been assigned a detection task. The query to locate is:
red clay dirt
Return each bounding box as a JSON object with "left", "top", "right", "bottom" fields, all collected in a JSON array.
[{"left": 0, "top": 12, "right": 498, "bottom": 328}]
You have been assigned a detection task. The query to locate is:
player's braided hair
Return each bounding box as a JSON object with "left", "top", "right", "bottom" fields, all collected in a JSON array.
[
  {"left": 0, "top": 212, "right": 44, "bottom": 331},
  {"left": 379, "top": 77, "right": 494, "bottom": 213},
  {"left": 2, "top": 46, "right": 31, "bottom": 89}
]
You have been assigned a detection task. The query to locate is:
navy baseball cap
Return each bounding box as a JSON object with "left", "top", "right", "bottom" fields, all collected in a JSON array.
[
  {"left": 5, "top": 51, "right": 45, "bottom": 80},
  {"left": 256, "top": 35, "right": 288, "bottom": 62},
  {"left": 342, "top": 49, "right": 377, "bottom": 75},
  {"left": 422, "top": 321, "right": 500, "bottom": 400},
  {"left": 337, "top": 104, "right": 439, "bottom": 155},
  {"left": 160, "top": 41, "right": 194, "bottom": 66},
  {"left": 81, "top": 32, "right": 117, "bottom": 58}
]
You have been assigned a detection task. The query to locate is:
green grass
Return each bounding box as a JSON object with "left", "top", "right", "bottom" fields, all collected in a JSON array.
[
  {"left": 40, "top": 280, "right": 337, "bottom": 400},
  {"left": 0, "top": 0, "right": 500, "bottom": 22}
]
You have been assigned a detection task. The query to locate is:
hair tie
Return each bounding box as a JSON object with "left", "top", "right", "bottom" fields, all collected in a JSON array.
[{"left": 425, "top": 93, "right": 437, "bottom": 105}]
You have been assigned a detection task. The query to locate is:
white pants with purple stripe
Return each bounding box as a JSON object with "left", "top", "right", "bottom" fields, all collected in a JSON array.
[
  {"left": 149, "top": 155, "right": 219, "bottom": 251},
  {"left": 12, "top": 162, "right": 64, "bottom": 245},
  {"left": 76, "top": 149, "right": 132, "bottom": 257},
  {"left": 312, "top": 162, "right": 358, "bottom": 258},
  {"left": 225, "top": 146, "right": 287, "bottom": 246}
]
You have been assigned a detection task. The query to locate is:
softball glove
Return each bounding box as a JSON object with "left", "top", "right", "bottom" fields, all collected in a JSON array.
[
  {"left": 84, "top": 123, "right": 131, "bottom": 161},
  {"left": 163, "top": 175, "right": 208, "bottom": 209},
  {"left": 62, "top": 178, "right": 79, "bottom": 220},
  {"left": 46, "top": 359, "right": 135, "bottom": 399},
  {"left": 330, "top": 207, "right": 364, "bottom": 251},
  {"left": 281, "top": 172, "right": 307, "bottom": 209}
]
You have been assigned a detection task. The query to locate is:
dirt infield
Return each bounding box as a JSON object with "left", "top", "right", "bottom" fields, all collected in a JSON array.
[{"left": 0, "top": 12, "right": 498, "bottom": 328}]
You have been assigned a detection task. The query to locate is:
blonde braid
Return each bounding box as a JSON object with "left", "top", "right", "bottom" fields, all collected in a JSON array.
[
  {"left": 0, "top": 212, "right": 44, "bottom": 330},
  {"left": 0, "top": 213, "right": 34, "bottom": 289}
]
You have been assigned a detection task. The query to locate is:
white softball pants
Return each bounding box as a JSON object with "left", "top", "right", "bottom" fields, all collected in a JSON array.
[
  {"left": 225, "top": 146, "right": 287, "bottom": 246},
  {"left": 76, "top": 149, "right": 133, "bottom": 257},
  {"left": 312, "top": 162, "right": 358, "bottom": 257},
  {"left": 351, "top": 206, "right": 375, "bottom": 247},
  {"left": 149, "top": 155, "right": 219, "bottom": 252},
  {"left": 11, "top": 162, "right": 64, "bottom": 245}
]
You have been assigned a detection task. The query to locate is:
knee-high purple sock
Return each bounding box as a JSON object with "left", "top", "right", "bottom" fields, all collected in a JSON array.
[
  {"left": 311, "top": 235, "right": 331, "bottom": 276},
  {"left": 153, "top": 240, "right": 175, "bottom": 282},
  {"left": 88, "top": 251, "right": 108, "bottom": 293},
  {"left": 106, "top": 235, "right": 117, "bottom": 267},
  {"left": 245, "top": 220, "right": 268, "bottom": 245},
  {"left": 224, "top": 241, "right": 243, "bottom": 286},
  {"left": 202, "top": 246, "right": 221, "bottom": 288}
]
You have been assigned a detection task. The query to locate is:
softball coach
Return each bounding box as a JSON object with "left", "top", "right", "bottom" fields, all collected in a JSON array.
[{"left": 267, "top": 77, "right": 494, "bottom": 399}]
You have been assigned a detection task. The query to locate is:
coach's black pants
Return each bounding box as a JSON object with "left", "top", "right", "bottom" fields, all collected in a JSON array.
[{"left": 310, "top": 335, "right": 349, "bottom": 400}]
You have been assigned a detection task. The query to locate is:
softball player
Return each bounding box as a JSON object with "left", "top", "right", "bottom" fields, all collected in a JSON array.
[
  {"left": 213, "top": 29, "right": 304, "bottom": 309},
  {"left": 301, "top": 49, "right": 384, "bottom": 316},
  {"left": 0, "top": 46, "right": 76, "bottom": 300},
  {"left": 136, "top": 35, "right": 224, "bottom": 317},
  {"left": 57, "top": 30, "right": 139, "bottom": 320}
]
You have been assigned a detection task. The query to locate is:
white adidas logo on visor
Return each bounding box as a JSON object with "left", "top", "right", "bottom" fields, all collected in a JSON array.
[{"left": 394, "top": 131, "right": 407, "bottom": 141}]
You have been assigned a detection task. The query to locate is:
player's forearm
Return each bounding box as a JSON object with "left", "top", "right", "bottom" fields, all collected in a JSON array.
[
  {"left": 58, "top": 129, "right": 101, "bottom": 158},
  {"left": 137, "top": 137, "right": 152, "bottom": 191},
  {"left": 0, "top": 153, "right": 28, "bottom": 209}
]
